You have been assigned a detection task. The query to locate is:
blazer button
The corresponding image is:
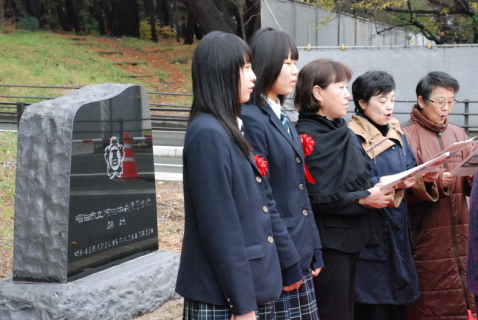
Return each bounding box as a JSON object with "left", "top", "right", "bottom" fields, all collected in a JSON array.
[
  {"left": 299, "top": 184, "right": 304, "bottom": 190},
  {"left": 268, "top": 236, "right": 274, "bottom": 243},
  {"left": 296, "top": 157, "right": 301, "bottom": 163},
  {"left": 263, "top": 206, "right": 268, "bottom": 213},
  {"left": 303, "top": 210, "right": 308, "bottom": 216},
  {"left": 256, "top": 176, "right": 262, "bottom": 183}
]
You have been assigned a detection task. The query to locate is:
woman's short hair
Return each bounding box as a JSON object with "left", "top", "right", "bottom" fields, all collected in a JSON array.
[
  {"left": 294, "top": 58, "right": 352, "bottom": 113},
  {"left": 415, "top": 71, "right": 459, "bottom": 109},
  {"left": 190, "top": 31, "right": 252, "bottom": 156},
  {"left": 352, "top": 70, "right": 395, "bottom": 114},
  {"left": 248, "top": 27, "right": 298, "bottom": 106}
]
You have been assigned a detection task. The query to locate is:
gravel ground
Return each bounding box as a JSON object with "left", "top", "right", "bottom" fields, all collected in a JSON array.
[
  {"left": 133, "top": 181, "right": 185, "bottom": 320},
  {"left": 0, "top": 180, "right": 186, "bottom": 320}
]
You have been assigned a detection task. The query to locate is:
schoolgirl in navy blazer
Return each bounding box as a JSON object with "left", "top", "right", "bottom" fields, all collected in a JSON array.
[
  {"left": 241, "top": 27, "right": 323, "bottom": 320},
  {"left": 175, "top": 31, "right": 300, "bottom": 319}
]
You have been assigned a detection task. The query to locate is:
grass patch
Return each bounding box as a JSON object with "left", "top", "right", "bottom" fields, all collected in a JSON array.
[
  {"left": 0, "top": 31, "right": 131, "bottom": 102},
  {"left": 119, "top": 37, "right": 147, "bottom": 51}
]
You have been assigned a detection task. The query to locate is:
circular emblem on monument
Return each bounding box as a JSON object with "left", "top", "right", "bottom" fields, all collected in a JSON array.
[{"left": 104, "top": 136, "right": 125, "bottom": 179}]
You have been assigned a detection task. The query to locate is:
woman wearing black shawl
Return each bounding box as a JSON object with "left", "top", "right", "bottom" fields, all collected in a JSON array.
[{"left": 294, "top": 58, "right": 394, "bottom": 320}]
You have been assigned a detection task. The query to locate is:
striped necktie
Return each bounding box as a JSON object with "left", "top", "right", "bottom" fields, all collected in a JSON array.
[{"left": 280, "top": 110, "right": 291, "bottom": 137}]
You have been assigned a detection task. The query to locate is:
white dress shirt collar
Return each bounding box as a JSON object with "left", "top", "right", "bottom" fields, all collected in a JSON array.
[{"left": 266, "top": 96, "right": 282, "bottom": 119}]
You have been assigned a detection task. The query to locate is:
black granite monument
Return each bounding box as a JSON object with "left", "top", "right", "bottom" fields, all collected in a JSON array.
[
  {"left": 0, "top": 84, "right": 179, "bottom": 320},
  {"left": 13, "top": 83, "right": 158, "bottom": 283}
]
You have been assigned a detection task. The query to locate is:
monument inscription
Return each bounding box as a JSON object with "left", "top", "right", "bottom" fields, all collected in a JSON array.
[{"left": 67, "top": 86, "right": 158, "bottom": 277}]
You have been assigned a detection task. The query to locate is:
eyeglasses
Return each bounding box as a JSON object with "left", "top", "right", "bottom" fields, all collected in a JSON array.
[{"left": 428, "top": 98, "right": 458, "bottom": 108}]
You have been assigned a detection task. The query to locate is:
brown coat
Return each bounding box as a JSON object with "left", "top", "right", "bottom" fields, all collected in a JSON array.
[{"left": 402, "top": 106, "right": 475, "bottom": 320}]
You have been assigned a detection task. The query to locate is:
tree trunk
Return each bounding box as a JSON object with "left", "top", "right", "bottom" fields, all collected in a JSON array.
[
  {"left": 54, "top": 0, "right": 72, "bottom": 32},
  {"left": 24, "top": 0, "right": 44, "bottom": 26},
  {"left": 112, "top": 0, "right": 139, "bottom": 38},
  {"left": 144, "top": 0, "right": 158, "bottom": 42},
  {"left": 213, "top": 0, "right": 236, "bottom": 33},
  {"left": 156, "top": 0, "right": 170, "bottom": 26},
  {"left": 184, "top": 6, "right": 195, "bottom": 44},
  {"left": 64, "top": 0, "right": 82, "bottom": 33},
  {"left": 92, "top": 0, "right": 106, "bottom": 35},
  {"left": 0, "top": 0, "right": 4, "bottom": 23},
  {"left": 101, "top": 0, "right": 114, "bottom": 36},
  {"left": 233, "top": 1, "right": 246, "bottom": 40},
  {"left": 185, "top": 0, "right": 234, "bottom": 34},
  {"left": 245, "top": 0, "right": 260, "bottom": 40},
  {"left": 5, "top": 0, "right": 16, "bottom": 20},
  {"left": 194, "top": 21, "right": 204, "bottom": 40}
]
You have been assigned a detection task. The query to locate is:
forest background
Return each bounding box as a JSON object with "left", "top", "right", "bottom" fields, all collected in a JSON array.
[{"left": 0, "top": 0, "right": 477, "bottom": 45}]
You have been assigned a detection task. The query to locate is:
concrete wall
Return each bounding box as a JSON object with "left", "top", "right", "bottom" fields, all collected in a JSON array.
[
  {"left": 262, "top": 1, "right": 478, "bottom": 130},
  {"left": 262, "top": 0, "right": 430, "bottom": 47}
]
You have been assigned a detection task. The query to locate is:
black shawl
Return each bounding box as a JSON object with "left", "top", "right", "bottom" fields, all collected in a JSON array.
[{"left": 295, "top": 112, "right": 371, "bottom": 203}]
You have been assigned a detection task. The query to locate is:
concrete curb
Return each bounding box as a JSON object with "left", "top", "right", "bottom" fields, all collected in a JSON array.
[
  {"left": 153, "top": 146, "right": 183, "bottom": 158},
  {"left": 155, "top": 172, "right": 183, "bottom": 182},
  {"left": 153, "top": 146, "right": 183, "bottom": 181}
]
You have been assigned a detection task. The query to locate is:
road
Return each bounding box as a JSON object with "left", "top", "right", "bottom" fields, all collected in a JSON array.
[
  {"left": 0, "top": 126, "right": 185, "bottom": 182},
  {"left": 152, "top": 130, "right": 184, "bottom": 181}
]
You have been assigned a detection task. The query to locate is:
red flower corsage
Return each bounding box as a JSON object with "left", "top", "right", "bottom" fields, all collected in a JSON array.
[
  {"left": 254, "top": 154, "right": 268, "bottom": 177},
  {"left": 300, "top": 134, "right": 316, "bottom": 184},
  {"left": 300, "top": 134, "right": 315, "bottom": 157}
]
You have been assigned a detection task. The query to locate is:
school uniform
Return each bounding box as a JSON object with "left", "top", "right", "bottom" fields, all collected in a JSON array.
[
  {"left": 242, "top": 101, "right": 323, "bottom": 320},
  {"left": 176, "top": 113, "right": 300, "bottom": 317}
]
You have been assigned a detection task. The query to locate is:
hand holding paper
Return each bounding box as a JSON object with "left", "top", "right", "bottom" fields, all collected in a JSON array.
[
  {"left": 379, "top": 152, "right": 451, "bottom": 189},
  {"left": 394, "top": 175, "right": 416, "bottom": 189},
  {"left": 442, "top": 172, "right": 456, "bottom": 188},
  {"left": 450, "top": 147, "right": 478, "bottom": 176},
  {"left": 361, "top": 185, "right": 394, "bottom": 208},
  {"left": 422, "top": 170, "right": 440, "bottom": 183}
]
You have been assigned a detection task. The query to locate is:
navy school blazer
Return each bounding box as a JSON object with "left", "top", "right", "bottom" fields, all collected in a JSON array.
[
  {"left": 175, "top": 113, "right": 300, "bottom": 315},
  {"left": 241, "top": 103, "right": 323, "bottom": 271}
]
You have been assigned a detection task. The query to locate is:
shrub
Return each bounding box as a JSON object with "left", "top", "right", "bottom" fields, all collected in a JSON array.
[{"left": 18, "top": 16, "right": 39, "bottom": 31}]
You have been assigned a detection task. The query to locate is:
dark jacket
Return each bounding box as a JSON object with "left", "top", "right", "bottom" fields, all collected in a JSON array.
[
  {"left": 467, "top": 175, "right": 478, "bottom": 296},
  {"left": 349, "top": 115, "right": 420, "bottom": 305},
  {"left": 242, "top": 103, "right": 324, "bottom": 271},
  {"left": 176, "top": 113, "right": 300, "bottom": 315},
  {"left": 295, "top": 113, "right": 373, "bottom": 253},
  {"left": 402, "top": 106, "right": 475, "bottom": 319}
]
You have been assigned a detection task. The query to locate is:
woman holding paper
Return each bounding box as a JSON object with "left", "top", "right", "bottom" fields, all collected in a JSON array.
[
  {"left": 294, "top": 59, "right": 395, "bottom": 320},
  {"left": 348, "top": 71, "right": 419, "bottom": 320},
  {"left": 401, "top": 71, "right": 476, "bottom": 319}
]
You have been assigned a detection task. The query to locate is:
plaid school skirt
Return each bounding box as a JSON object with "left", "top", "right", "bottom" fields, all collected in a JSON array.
[
  {"left": 183, "top": 298, "right": 274, "bottom": 320},
  {"left": 272, "top": 270, "right": 319, "bottom": 320}
]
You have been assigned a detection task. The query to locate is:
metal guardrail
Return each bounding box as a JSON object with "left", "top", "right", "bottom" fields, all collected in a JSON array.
[
  {"left": 0, "top": 85, "right": 192, "bottom": 131},
  {"left": 0, "top": 85, "right": 477, "bottom": 134}
]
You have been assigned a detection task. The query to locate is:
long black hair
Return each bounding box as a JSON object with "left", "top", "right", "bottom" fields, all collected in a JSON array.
[
  {"left": 248, "top": 27, "right": 299, "bottom": 106},
  {"left": 189, "top": 31, "right": 252, "bottom": 157}
]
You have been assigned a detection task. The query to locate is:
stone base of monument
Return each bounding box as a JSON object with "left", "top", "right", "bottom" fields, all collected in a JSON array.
[{"left": 0, "top": 250, "right": 180, "bottom": 320}]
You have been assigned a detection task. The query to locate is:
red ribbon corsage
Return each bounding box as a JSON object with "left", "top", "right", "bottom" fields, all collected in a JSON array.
[
  {"left": 254, "top": 154, "right": 268, "bottom": 177},
  {"left": 300, "top": 134, "right": 316, "bottom": 184}
]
